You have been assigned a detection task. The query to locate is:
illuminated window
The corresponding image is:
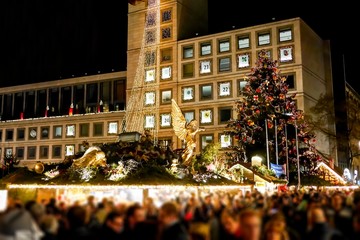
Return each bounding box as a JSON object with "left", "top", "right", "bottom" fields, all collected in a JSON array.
[
  {"left": 184, "top": 111, "right": 195, "bottom": 123},
  {"left": 218, "top": 81, "right": 232, "bottom": 97},
  {"left": 183, "top": 45, "right": 194, "bottom": 59},
  {"left": 200, "top": 60, "right": 211, "bottom": 74},
  {"left": 145, "top": 68, "right": 156, "bottom": 83},
  {"left": 200, "top": 42, "right": 211, "bottom": 56},
  {"left": 237, "top": 34, "right": 250, "bottom": 49},
  {"left": 28, "top": 128, "right": 37, "bottom": 140},
  {"left": 161, "top": 66, "right": 172, "bottom": 80},
  {"left": 237, "top": 79, "right": 248, "bottom": 96},
  {"left": 161, "top": 89, "right": 172, "bottom": 104},
  {"left": 279, "top": 45, "right": 294, "bottom": 63},
  {"left": 237, "top": 53, "right": 250, "bottom": 68},
  {"left": 53, "top": 126, "right": 62, "bottom": 138},
  {"left": 258, "top": 32, "right": 271, "bottom": 46},
  {"left": 219, "top": 134, "right": 232, "bottom": 148},
  {"left": 218, "top": 39, "right": 230, "bottom": 53},
  {"left": 201, "top": 134, "right": 214, "bottom": 149},
  {"left": 144, "top": 115, "right": 155, "bottom": 129},
  {"left": 182, "top": 86, "right": 195, "bottom": 102},
  {"left": 108, "top": 122, "right": 118, "bottom": 135},
  {"left": 65, "top": 145, "right": 75, "bottom": 156},
  {"left": 279, "top": 28, "right": 292, "bottom": 42},
  {"left": 200, "top": 109, "right": 213, "bottom": 124},
  {"left": 200, "top": 84, "right": 213, "bottom": 100},
  {"left": 218, "top": 57, "right": 231, "bottom": 72},
  {"left": 66, "top": 125, "right": 75, "bottom": 137},
  {"left": 160, "top": 113, "right": 171, "bottom": 128},
  {"left": 145, "top": 91, "right": 156, "bottom": 106}
]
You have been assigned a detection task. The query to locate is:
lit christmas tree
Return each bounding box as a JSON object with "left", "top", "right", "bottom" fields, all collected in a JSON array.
[{"left": 225, "top": 50, "right": 321, "bottom": 181}]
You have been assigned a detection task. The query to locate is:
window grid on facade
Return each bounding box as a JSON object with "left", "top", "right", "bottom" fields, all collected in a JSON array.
[
  {"left": 201, "top": 134, "right": 214, "bottom": 150},
  {"left": 218, "top": 57, "right": 231, "bottom": 72},
  {"left": 219, "top": 107, "right": 232, "bottom": 124},
  {"left": 40, "top": 146, "right": 49, "bottom": 159},
  {"left": 182, "top": 86, "right": 195, "bottom": 102},
  {"left": 160, "top": 48, "right": 172, "bottom": 63},
  {"left": 218, "top": 39, "right": 230, "bottom": 53},
  {"left": 237, "top": 35, "right": 250, "bottom": 49},
  {"left": 279, "top": 28, "right": 293, "bottom": 42},
  {"left": 200, "top": 42, "right": 212, "bottom": 56},
  {"left": 161, "top": 89, "right": 172, "bottom": 104},
  {"left": 258, "top": 32, "right": 271, "bottom": 46},
  {"left": 183, "top": 45, "right": 194, "bottom": 59},
  {"left": 93, "top": 123, "right": 104, "bottom": 136},
  {"left": 200, "top": 84, "right": 213, "bottom": 101},
  {"left": 17, "top": 128, "right": 25, "bottom": 141},
  {"left": 182, "top": 62, "right": 194, "bottom": 78},
  {"left": 40, "top": 127, "right": 49, "bottom": 139}
]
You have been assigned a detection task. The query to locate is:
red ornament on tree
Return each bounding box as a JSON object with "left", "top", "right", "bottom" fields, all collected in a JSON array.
[{"left": 253, "top": 95, "right": 259, "bottom": 101}]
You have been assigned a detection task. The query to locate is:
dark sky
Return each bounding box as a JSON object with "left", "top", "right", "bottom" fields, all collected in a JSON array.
[{"left": 0, "top": 1, "right": 357, "bottom": 92}]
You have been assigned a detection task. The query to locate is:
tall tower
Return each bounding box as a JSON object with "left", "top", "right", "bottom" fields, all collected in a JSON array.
[{"left": 125, "top": 0, "right": 208, "bottom": 141}]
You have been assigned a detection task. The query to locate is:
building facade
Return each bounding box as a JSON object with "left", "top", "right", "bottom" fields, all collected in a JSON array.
[
  {"left": 127, "top": 0, "right": 334, "bottom": 160},
  {"left": 0, "top": 72, "right": 126, "bottom": 167},
  {"left": 0, "top": 0, "right": 336, "bottom": 169}
]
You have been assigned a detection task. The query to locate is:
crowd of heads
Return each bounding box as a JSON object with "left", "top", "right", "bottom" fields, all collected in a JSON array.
[{"left": 1, "top": 187, "right": 360, "bottom": 239}]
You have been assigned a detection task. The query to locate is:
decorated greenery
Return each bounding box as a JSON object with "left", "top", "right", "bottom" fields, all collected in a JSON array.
[{"left": 225, "top": 50, "right": 322, "bottom": 182}]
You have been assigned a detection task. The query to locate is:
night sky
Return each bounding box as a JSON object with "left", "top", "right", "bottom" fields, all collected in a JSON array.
[{"left": 0, "top": 1, "right": 357, "bottom": 92}]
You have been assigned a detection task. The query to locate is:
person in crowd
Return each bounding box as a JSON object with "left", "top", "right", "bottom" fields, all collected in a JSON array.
[
  {"left": 220, "top": 207, "right": 242, "bottom": 240},
  {"left": 158, "top": 201, "right": 189, "bottom": 240},
  {"left": 0, "top": 204, "right": 44, "bottom": 240},
  {"left": 63, "top": 205, "right": 96, "bottom": 240},
  {"left": 144, "top": 197, "right": 158, "bottom": 221},
  {"left": 263, "top": 220, "right": 289, "bottom": 240},
  {"left": 123, "top": 203, "right": 157, "bottom": 240},
  {"left": 306, "top": 206, "right": 345, "bottom": 240},
  {"left": 239, "top": 208, "right": 262, "bottom": 240},
  {"left": 39, "top": 214, "right": 59, "bottom": 240},
  {"left": 325, "top": 191, "right": 353, "bottom": 238},
  {"left": 46, "top": 198, "right": 59, "bottom": 215},
  {"left": 98, "top": 210, "right": 125, "bottom": 239}
]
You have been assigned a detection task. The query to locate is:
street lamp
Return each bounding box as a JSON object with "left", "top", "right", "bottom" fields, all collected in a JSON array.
[{"left": 283, "top": 112, "right": 301, "bottom": 190}]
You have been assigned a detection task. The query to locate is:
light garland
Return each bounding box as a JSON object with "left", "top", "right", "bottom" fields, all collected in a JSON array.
[
  {"left": 315, "top": 162, "right": 347, "bottom": 184},
  {"left": 7, "top": 184, "right": 250, "bottom": 190}
]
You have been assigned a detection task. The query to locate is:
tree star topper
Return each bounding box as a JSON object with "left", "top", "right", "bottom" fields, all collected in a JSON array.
[{"left": 171, "top": 99, "right": 205, "bottom": 166}]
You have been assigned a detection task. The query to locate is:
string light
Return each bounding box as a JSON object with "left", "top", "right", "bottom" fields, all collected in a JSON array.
[
  {"left": 315, "top": 162, "right": 347, "bottom": 185},
  {"left": 7, "top": 184, "right": 250, "bottom": 191},
  {"left": 123, "top": 0, "right": 161, "bottom": 142}
]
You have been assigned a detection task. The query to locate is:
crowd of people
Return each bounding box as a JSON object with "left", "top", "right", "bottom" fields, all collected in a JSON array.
[{"left": 1, "top": 187, "right": 360, "bottom": 240}]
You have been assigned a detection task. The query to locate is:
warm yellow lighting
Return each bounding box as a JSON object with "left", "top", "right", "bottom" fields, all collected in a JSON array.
[
  {"left": 7, "top": 184, "right": 249, "bottom": 191},
  {"left": 0, "top": 190, "right": 8, "bottom": 212},
  {"left": 315, "top": 162, "right": 347, "bottom": 184}
]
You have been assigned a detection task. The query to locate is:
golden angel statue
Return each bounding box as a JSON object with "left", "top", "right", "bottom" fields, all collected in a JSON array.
[{"left": 171, "top": 99, "right": 205, "bottom": 166}]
